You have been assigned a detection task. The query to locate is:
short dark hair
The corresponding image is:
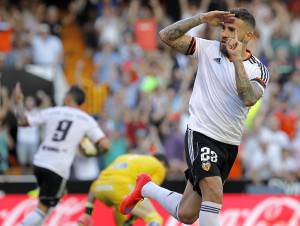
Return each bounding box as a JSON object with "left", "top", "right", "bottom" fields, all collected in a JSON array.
[
  {"left": 68, "top": 86, "right": 85, "bottom": 105},
  {"left": 230, "top": 8, "right": 256, "bottom": 30},
  {"left": 153, "top": 153, "right": 169, "bottom": 168}
]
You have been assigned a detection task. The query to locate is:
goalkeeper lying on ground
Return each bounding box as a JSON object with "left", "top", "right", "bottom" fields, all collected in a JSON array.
[{"left": 77, "top": 153, "right": 169, "bottom": 226}]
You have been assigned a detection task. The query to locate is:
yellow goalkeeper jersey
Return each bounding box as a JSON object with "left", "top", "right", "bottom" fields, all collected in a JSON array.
[{"left": 99, "top": 154, "right": 166, "bottom": 185}]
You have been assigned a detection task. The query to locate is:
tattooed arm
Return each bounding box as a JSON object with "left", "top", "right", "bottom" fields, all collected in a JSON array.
[
  {"left": 159, "top": 11, "right": 235, "bottom": 54},
  {"left": 233, "top": 60, "right": 263, "bottom": 107},
  {"left": 158, "top": 17, "right": 199, "bottom": 54},
  {"left": 226, "top": 30, "right": 264, "bottom": 107}
]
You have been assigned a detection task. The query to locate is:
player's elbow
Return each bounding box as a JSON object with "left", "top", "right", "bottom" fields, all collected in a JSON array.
[
  {"left": 159, "top": 29, "right": 173, "bottom": 43},
  {"left": 243, "top": 99, "right": 256, "bottom": 107},
  {"left": 97, "top": 137, "right": 110, "bottom": 154},
  {"left": 240, "top": 95, "right": 259, "bottom": 107},
  {"left": 159, "top": 30, "right": 167, "bottom": 42}
]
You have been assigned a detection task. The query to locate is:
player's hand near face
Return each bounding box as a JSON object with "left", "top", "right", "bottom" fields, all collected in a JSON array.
[
  {"left": 159, "top": 10, "right": 235, "bottom": 55},
  {"left": 201, "top": 11, "right": 235, "bottom": 27},
  {"left": 226, "top": 30, "right": 243, "bottom": 61}
]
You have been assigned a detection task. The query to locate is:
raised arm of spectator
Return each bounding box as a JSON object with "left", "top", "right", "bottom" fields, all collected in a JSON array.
[
  {"left": 150, "top": 0, "right": 164, "bottom": 23},
  {"left": 13, "top": 83, "right": 29, "bottom": 126},
  {"left": 179, "top": 0, "right": 189, "bottom": 15},
  {"left": 128, "top": 0, "right": 140, "bottom": 26},
  {"left": 200, "top": 0, "right": 211, "bottom": 12},
  {"left": 149, "top": 126, "right": 165, "bottom": 153},
  {"left": 0, "top": 87, "right": 10, "bottom": 113},
  {"left": 180, "top": 0, "right": 211, "bottom": 17}
]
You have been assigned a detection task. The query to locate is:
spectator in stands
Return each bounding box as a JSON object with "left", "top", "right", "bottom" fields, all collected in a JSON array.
[
  {"left": 274, "top": 99, "right": 298, "bottom": 139},
  {"left": 245, "top": 116, "right": 291, "bottom": 182},
  {"left": 0, "top": 7, "right": 13, "bottom": 53},
  {"left": 254, "top": 1, "right": 276, "bottom": 59},
  {"left": 128, "top": 0, "right": 164, "bottom": 50},
  {"left": 119, "top": 32, "right": 143, "bottom": 62},
  {"left": 247, "top": 129, "right": 280, "bottom": 183},
  {"left": 274, "top": 145, "right": 298, "bottom": 181},
  {"left": 281, "top": 70, "right": 300, "bottom": 107},
  {"left": 2, "top": 0, "right": 300, "bottom": 186},
  {"left": 93, "top": 42, "right": 122, "bottom": 84},
  {"left": 1, "top": 89, "right": 18, "bottom": 168},
  {"left": 31, "top": 23, "right": 63, "bottom": 65},
  {"left": 0, "top": 111, "right": 13, "bottom": 174},
  {"left": 129, "top": 126, "right": 163, "bottom": 156},
  {"left": 272, "top": 46, "right": 294, "bottom": 84},
  {"left": 179, "top": 0, "right": 210, "bottom": 37},
  {"left": 5, "top": 33, "right": 31, "bottom": 68},
  {"left": 101, "top": 122, "right": 127, "bottom": 168},
  {"left": 94, "top": 5, "right": 123, "bottom": 47},
  {"left": 36, "top": 90, "right": 52, "bottom": 109},
  {"left": 44, "top": 6, "right": 62, "bottom": 37},
  {"left": 17, "top": 96, "right": 39, "bottom": 171},
  {"left": 160, "top": 113, "right": 186, "bottom": 177}
]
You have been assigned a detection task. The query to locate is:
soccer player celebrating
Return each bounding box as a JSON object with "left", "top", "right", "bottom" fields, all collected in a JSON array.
[
  {"left": 120, "top": 8, "right": 269, "bottom": 226},
  {"left": 13, "top": 83, "right": 110, "bottom": 226},
  {"left": 77, "top": 153, "right": 169, "bottom": 226}
]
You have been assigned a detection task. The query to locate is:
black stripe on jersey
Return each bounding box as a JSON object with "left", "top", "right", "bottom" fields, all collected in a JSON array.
[
  {"left": 251, "top": 78, "right": 266, "bottom": 88},
  {"left": 262, "top": 65, "right": 269, "bottom": 83},
  {"left": 249, "top": 56, "right": 269, "bottom": 84},
  {"left": 259, "top": 63, "right": 269, "bottom": 83},
  {"left": 186, "top": 37, "right": 196, "bottom": 55},
  {"left": 259, "top": 65, "right": 265, "bottom": 81},
  {"left": 249, "top": 56, "right": 256, "bottom": 64}
]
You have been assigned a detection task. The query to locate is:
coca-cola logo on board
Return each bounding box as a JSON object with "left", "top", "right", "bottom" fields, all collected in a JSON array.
[{"left": 1, "top": 195, "right": 300, "bottom": 226}]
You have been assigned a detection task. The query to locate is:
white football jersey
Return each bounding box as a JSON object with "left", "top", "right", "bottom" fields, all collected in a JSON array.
[
  {"left": 188, "top": 38, "right": 269, "bottom": 145},
  {"left": 27, "top": 106, "right": 105, "bottom": 179}
]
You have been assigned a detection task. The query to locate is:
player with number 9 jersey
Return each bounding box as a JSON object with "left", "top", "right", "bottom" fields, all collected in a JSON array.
[
  {"left": 13, "top": 84, "right": 110, "bottom": 226},
  {"left": 30, "top": 106, "right": 104, "bottom": 179}
]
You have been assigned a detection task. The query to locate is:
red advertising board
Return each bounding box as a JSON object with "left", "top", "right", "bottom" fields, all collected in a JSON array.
[{"left": 0, "top": 194, "right": 300, "bottom": 226}]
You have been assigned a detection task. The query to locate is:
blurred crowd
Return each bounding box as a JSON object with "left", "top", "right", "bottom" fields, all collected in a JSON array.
[{"left": 0, "top": 0, "right": 300, "bottom": 184}]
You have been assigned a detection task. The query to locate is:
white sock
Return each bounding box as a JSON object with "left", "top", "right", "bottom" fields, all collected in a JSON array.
[
  {"left": 20, "top": 208, "right": 46, "bottom": 226},
  {"left": 199, "top": 201, "right": 222, "bottom": 226},
  {"left": 141, "top": 182, "right": 182, "bottom": 220}
]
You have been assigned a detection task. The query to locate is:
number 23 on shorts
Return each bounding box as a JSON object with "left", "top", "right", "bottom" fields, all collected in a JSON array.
[{"left": 200, "top": 147, "right": 218, "bottom": 171}]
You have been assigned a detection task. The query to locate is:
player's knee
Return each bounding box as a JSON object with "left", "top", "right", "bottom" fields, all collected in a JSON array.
[
  {"left": 177, "top": 207, "right": 198, "bottom": 224},
  {"left": 201, "top": 186, "right": 223, "bottom": 204},
  {"left": 199, "top": 177, "right": 223, "bottom": 204}
]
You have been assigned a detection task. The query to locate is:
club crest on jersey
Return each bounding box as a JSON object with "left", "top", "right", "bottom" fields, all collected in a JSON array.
[
  {"left": 202, "top": 162, "right": 211, "bottom": 171},
  {"left": 213, "top": 58, "right": 221, "bottom": 64}
]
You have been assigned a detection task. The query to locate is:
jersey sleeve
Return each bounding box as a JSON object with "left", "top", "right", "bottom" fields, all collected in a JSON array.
[
  {"left": 187, "top": 37, "right": 216, "bottom": 59},
  {"left": 26, "top": 108, "right": 51, "bottom": 126},
  {"left": 248, "top": 64, "right": 269, "bottom": 93},
  {"left": 85, "top": 117, "right": 105, "bottom": 143}
]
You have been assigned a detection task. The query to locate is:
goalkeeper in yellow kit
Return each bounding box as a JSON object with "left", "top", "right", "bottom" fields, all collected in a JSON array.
[{"left": 77, "top": 153, "right": 169, "bottom": 226}]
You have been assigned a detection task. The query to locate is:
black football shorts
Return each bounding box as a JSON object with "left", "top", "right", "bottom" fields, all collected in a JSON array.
[{"left": 184, "top": 128, "right": 238, "bottom": 195}]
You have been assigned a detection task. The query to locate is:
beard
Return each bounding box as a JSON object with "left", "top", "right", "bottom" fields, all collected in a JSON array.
[{"left": 220, "top": 42, "right": 229, "bottom": 58}]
